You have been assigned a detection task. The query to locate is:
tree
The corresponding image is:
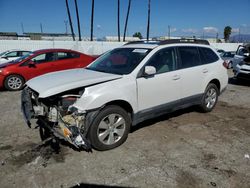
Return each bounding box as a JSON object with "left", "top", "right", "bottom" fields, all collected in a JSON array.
[
  {"left": 65, "top": 0, "right": 75, "bottom": 41},
  {"left": 123, "top": 0, "right": 131, "bottom": 42},
  {"left": 74, "top": 0, "right": 81, "bottom": 41},
  {"left": 90, "top": 0, "right": 95, "bottom": 41},
  {"left": 117, "top": 0, "right": 121, "bottom": 42},
  {"left": 133, "top": 32, "right": 143, "bottom": 39},
  {"left": 146, "top": 0, "right": 151, "bottom": 41},
  {"left": 224, "top": 26, "right": 232, "bottom": 42}
]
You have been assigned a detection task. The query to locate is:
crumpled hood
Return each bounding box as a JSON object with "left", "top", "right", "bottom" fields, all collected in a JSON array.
[{"left": 26, "top": 68, "right": 122, "bottom": 98}]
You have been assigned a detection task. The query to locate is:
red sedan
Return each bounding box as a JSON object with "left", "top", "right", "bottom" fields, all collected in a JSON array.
[{"left": 0, "top": 49, "right": 96, "bottom": 91}]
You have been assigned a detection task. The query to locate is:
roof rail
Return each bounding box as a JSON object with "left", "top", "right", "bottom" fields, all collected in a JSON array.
[
  {"left": 159, "top": 39, "right": 210, "bottom": 45},
  {"left": 124, "top": 38, "right": 210, "bottom": 46},
  {"left": 124, "top": 40, "right": 160, "bottom": 45}
]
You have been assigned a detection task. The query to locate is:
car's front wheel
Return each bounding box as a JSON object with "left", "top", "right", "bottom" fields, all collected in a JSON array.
[
  {"left": 88, "top": 105, "right": 131, "bottom": 151},
  {"left": 4, "top": 74, "right": 25, "bottom": 91},
  {"left": 199, "top": 83, "right": 219, "bottom": 112}
]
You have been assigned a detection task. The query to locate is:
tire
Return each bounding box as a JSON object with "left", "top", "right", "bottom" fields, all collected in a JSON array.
[
  {"left": 4, "top": 74, "right": 25, "bottom": 91},
  {"left": 199, "top": 83, "right": 219, "bottom": 112},
  {"left": 88, "top": 105, "right": 131, "bottom": 151}
]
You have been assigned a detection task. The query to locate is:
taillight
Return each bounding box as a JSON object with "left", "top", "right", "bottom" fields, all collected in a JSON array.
[{"left": 222, "top": 61, "right": 228, "bottom": 69}]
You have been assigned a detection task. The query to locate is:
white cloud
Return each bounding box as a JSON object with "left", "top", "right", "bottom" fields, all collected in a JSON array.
[
  {"left": 170, "top": 28, "right": 177, "bottom": 32},
  {"left": 97, "top": 24, "right": 102, "bottom": 30},
  {"left": 182, "top": 28, "right": 198, "bottom": 33},
  {"left": 232, "top": 28, "right": 240, "bottom": 33},
  {"left": 203, "top": 27, "right": 218, "bottom": 33},
  {"left": 241, "top": 24, "right": 247, "bottom": 27}
]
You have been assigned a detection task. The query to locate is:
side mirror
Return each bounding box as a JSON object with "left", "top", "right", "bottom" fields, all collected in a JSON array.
[
  {"left": 144, "top": 66, "right": 156, "bottom": 76},
  {"left": 28, "top": 60, "right": 36, "bottom": 67}
]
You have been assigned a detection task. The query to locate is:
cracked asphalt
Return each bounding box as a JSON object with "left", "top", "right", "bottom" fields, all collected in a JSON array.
[{"left": 0, "top": 70, "right": 250, "bottom": 188}]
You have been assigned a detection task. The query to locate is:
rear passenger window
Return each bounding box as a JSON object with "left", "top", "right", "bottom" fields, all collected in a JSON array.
[
  {"left": 57, "top": 52, "right": 69, "bottom": 60},
  {"left": 199, "top": 47, "right": 219, "bottom": 64},
  {"left": 71, "top": 52, "right": 80, "bottom": 58},
  {"left": 22, "top": 51, "right": 30, "bottom": 56},
  {"left": 56, "top": 52, "right": 80, "bottom": 60},
  {"left": 178, "top": 47, "right": 201, "bottom": 68}
]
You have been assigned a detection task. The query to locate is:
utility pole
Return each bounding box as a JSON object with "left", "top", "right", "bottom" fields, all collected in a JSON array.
[
  {"left": 90, "top": 0, "right": 95, "bottom": 41},
  {"left": 238, "top": 28, "right": 241, "bottom": 43},
  {"left": 146, "top": 0, "right": 151, "bottom": 41},
  {"left": 117, "top": 0, "right": 120, "bottom": 42},
  {"left": 168, "top": 25, "right": 171, "bottom": 39},
  {"left": 40, "top": 23, "right": 43, "bottom": 33},
  {"left": 65, "top": 0, "right": 75, "bottom": 41},
  {"left": 64, "top": 20, "right": 68, "bottom": 34},
  {"left": 74, "top": 0, "right": 81, "bottom": 41},
  {"left": 123, "top": 0, "right": 131, "bottom": 42},
  {"left": 21, "top": 22, "right": 24, "bottom": 34},
  {"left": 216, "top": 32, "right": 218, "bottom": 43}
]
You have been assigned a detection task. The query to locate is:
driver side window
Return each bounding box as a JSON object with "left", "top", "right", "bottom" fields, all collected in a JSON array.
[
  {"left": 146, "top": 48, "right": 176, "bottom": 74},
  {"left": 31, "top": 52, "right": 55, "bottom": 64}
]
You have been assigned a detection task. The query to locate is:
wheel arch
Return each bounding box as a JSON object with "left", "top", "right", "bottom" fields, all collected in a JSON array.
[
  {"left": 105, "top": 100, "right": 134, "bottom": 119},
  {"left": 3, "top": 73, "right": 26, "bottom": 90},
  {"left": 208, "top": 79, "right": 220, "bottom": 93},
  {"left": 4, "top": 73, "right": 26, "bottom": 83}
]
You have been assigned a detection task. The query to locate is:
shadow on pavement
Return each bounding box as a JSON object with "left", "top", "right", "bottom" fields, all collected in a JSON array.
[
  {"left": 70, "top": 183, "right": 132, "bottom": 188},
  {"left": 228, "top": 77, "right": 250, "bottom": 87},
  {"left": 131, "top": 106, "right": 197, "bottom": 133}
]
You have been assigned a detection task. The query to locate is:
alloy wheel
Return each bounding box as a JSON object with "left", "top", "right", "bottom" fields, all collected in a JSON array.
[
  {"left": 205, "top": 88, "right": 217, "bottom": 109},
  {"left": 97, "top": 113, "right": 126, "bottom": 145}
]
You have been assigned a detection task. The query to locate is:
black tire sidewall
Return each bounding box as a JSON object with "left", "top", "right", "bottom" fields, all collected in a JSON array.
[
  {"left": 200, "top": 83, "right": 219, "bottom": 112},
  {"left": 4, "top": 74, "right": 24, "bottom": 91},
  {"left": 88, "top": 105, "right": 131, "bottom": 151}
]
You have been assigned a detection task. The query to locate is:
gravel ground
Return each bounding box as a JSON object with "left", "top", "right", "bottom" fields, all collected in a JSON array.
[{"left": 0, "top": 70, "right": 250, "bottom": 188}]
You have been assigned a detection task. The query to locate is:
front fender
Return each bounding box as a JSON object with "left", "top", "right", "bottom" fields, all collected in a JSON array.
[{"left": 72, "top": 78, "right": 137, "bottom": 113}]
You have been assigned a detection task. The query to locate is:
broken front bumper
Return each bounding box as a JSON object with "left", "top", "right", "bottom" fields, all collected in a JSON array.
[
  {"left": 21, "top": 87, "right": 92, "bottom": 151},
  {"left": 21, "top": 87, "right": 34, "bottom": 128}
]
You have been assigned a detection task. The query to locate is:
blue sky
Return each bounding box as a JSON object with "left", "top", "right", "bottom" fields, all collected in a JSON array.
[{"left": 0, "top": 0, "right": 249, "bottom": 38}]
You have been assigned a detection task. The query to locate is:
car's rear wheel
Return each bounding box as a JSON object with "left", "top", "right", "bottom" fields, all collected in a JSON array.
[
  {"left": 199, "top": 83, "right": 219, "bottom": 112},
  {"left": 4, "top": 74, "right": 25, "bottom": 91},
  {"left": 88, "top": 105, "right": 131, "bottom": 151}
]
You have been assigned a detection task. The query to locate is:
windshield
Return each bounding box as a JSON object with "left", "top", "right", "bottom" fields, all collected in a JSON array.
[
  {"left": 87, "top": 48, "right": 151, "bottom": 75},
  {"left": 12, "top": 52, "right": 33, "bottom": 63},
  {"left": 0, "top": 51, "right": 7, "bottom": 56}
]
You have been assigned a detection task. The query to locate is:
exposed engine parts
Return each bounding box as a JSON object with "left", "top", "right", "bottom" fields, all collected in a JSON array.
[{"left": 22, "top": 87, "right": 92, "bottom": 151}]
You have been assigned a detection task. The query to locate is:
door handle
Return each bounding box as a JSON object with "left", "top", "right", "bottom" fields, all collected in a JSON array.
[
  {"left": 202, "top": 68, "right": 208, "bottom": 73},
  {"left": 172, "top": 75, "right": 180, "bottom": 80}
]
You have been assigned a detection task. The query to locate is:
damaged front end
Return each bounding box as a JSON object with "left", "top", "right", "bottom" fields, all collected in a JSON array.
[{"left": 21, "top": 87, "right": 92, "bottom": 151}]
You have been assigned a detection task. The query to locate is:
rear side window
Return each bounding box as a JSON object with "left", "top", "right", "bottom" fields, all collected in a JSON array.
[
  {"left": 57, "top": 52, "right": 80, "bottom": 60},
  {"left": 178, "top": 47, "right": 201, "bottom": 68},
  {"left": 21, "top": 51, "right": 30, "bottom": 56},
  {"left": 199, "top": 47, "right": 219, "bottom": 64},
  {"left": 71, "top": 52, "right": 80, "bottom": 58}
]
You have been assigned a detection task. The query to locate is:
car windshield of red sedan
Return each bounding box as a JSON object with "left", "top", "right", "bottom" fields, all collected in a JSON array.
[
  {"left": 13, "top": 52, "right": 33, "bottom": 63},
  {"left": 86, "top": 48, "right": 151, "bottom": 75}
]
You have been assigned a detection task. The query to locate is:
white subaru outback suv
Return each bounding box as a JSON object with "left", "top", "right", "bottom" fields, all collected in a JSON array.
[{"left": 21, "top": 39, "right": 228, "bottom": 151}]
